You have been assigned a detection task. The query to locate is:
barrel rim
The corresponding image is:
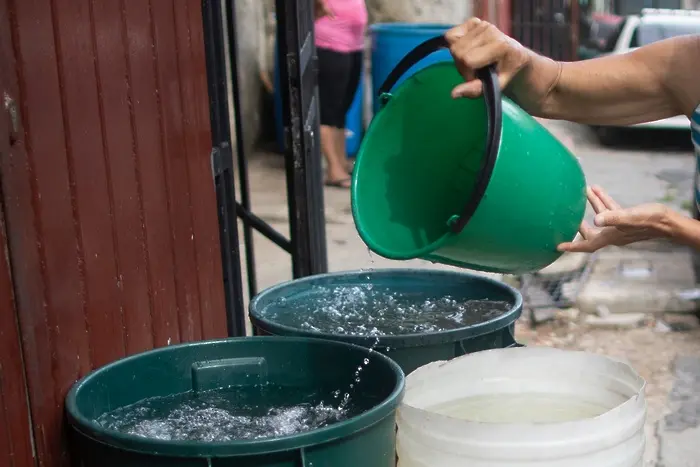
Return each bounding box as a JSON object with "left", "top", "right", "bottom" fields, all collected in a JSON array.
[
  {"left": 65, "top": 336, "right": 405, "bottom": 458},
  {"left": 369, "top": 22, "right": 456, "bottom": 34},
  {"left": 248, "top": 268, "right": 523, "bottom": 348}
]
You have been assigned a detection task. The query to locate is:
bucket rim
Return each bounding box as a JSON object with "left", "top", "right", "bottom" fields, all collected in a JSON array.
[
  {"left": 65, "top": 336, "right": 405, "bottom": 458},
  {"left": 396, "top": 347, "right": 647, "bottom": 457},
  {"left": 248, "top": 268, "right": 523, "bottom": 348}
]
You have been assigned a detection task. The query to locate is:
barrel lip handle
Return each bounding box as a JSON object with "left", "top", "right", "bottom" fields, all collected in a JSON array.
[{"left": 376, "top": 34, "right": 503, "bottom": 234}]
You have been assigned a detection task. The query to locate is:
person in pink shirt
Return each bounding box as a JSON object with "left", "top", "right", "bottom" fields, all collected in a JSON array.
[{"left": 315, "top": 0, "right": 368, "bottom": 188}]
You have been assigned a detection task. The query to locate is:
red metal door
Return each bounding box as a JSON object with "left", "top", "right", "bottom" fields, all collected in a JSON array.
[
  {"left": 0, "top": 0, "right": 37, "bottom": 466},
  {"left": 0, "top": 1, "right": 228, "bottom": 466}
]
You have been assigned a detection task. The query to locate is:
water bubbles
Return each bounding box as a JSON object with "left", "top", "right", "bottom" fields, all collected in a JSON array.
[
  {"left": 96, "top": 386, "right": 356, "bottom": 442},
  {"left": 260, "top": 284, "right": 511, "bottom": 337}
]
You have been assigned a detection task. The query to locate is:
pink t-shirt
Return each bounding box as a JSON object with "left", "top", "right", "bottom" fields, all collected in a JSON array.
[{"left": 315, "top": 0, "right": 368, "bottom": 53}]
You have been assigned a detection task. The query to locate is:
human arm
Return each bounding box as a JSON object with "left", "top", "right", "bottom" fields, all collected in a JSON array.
[
  {"left": 445, "top": 19, "right": 700, "bottom": 125},
  {"left": 315, "top": 0, "right": 334, "bottom": 19},
  {"left": 557, "top": 187, "right": 700, "bottom": 253}
]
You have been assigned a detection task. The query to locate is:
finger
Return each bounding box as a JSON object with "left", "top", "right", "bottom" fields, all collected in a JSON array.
[
  {"left": 498, "top": 70, "right": 518, "bottom": 93},
  {"left": 594, "top": 210, "right": 630, "bottom": 228},
  {"left": 590, "top": 185, "right": 621, "bottom": 210},
  {"left": 578, "top": 220, "right": 595, "bottom": 240},
  {"left": 586, "top": 186, "right": 608, "bottom": 214},
  {"left": 445, "top": 17, "right": 482, "bottom": 44},
  {"left": 452, "top": 80, "right": 483, "bottom": 99},
  {"left": 557, "top": 240, "right": 595, "bottom": 253},
  {"left": 454, "top": 39, "right": 508, "bottom": 72}
]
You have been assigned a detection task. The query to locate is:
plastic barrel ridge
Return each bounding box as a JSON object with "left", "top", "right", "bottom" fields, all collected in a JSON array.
[
  {"left": 397, "top": 347, "right": 647, "bottom": 466},
  {"left": 249, "top": 269, "right": 523, "bottom": 376},
  {"left": 65, "top": 337, "right": 404, "bottom": 467}
]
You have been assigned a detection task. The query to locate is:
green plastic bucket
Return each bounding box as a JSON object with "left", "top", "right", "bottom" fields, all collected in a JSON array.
[
  {"left": 65, "top": 337, "right": 404, "bottom": 467},
  {"left": 249, "top": 269, "right": 523, "bottom": 375},
  {"left": 351, "top": 36, "right": 587, "bottom": 274}
]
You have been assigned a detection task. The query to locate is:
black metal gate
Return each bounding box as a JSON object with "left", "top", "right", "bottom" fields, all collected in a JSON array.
[
  {"left": 201, "top": 0, "right": 328, "bottom": 336},
  {"left": 511, "top": 0, "right": 581, "bottom": 61}
]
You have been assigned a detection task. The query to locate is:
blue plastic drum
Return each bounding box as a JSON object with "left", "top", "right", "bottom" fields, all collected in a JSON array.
[{"left": 370, "top": 23, "right": 454, "bottom": 113}]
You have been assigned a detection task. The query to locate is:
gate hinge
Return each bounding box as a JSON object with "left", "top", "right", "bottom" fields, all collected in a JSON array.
[{"left": 211, "top": 142, "right": 233, "bottom": 178}]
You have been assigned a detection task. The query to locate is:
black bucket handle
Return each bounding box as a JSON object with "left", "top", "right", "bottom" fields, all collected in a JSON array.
[{"left": 377, "top": 35, "right": 502, "bottom": 234}]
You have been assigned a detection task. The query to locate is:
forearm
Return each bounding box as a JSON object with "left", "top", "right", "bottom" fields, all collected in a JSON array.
[
  {"left": 669, "top": 211, "right": 700, "bottom": 252},
  {"left": 506, "top": 36, "right": 699, "bottom": 125}
]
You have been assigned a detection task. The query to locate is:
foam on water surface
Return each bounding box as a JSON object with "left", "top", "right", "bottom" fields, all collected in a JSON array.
[
  {"left": 96, "top": 385, "right": 367, "bottom": 442},
  {"left": 261, "top": 284, "right": 512, "bottom": 336}
]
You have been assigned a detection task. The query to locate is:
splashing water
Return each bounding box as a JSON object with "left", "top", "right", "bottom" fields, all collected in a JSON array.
[
  {"left": 261, "top": 285, "right": 512, "bottom": 336},
  {"left": 96, "top": 385, "right": 370, "bottom": 442}
]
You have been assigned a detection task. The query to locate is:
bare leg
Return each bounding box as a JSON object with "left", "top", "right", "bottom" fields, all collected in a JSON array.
[
  {"left": 321, "top": 124, "right": 351, "bottom": 187},
  {"left": 332, "top": 126, "right": 354, "bottom": 173}
]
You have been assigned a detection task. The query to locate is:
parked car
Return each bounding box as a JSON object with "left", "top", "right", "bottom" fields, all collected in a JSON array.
[{"left": 590, "top": 8, "right": 700, "bottom": 145}]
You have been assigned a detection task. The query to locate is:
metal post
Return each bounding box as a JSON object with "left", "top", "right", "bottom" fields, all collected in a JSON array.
[
  {"left": 201, "top": 0, "right": 247, "bottom": 337},
  {"left": 224, "top": 0, "right": 258, "bottom": 298},
  {"left": 275, "top": 0, "right": 329, "bottom": 277}
]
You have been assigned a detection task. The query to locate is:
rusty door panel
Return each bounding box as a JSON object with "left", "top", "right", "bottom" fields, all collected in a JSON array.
[
  {"left": 0, "top": 1, "right": 35, "bottom": 466},
  {"left": 52, "top": 0, "right": 127, "bottom": 370},
  {"left": 0, "top": 204, "right": 34, "bottom": 467},
  {"left": 122, "top": 0, "right": 183, "bottom": 348},
  {"left": 150, "top": 0, "right": 205, "bottom": 343},
  {"left": 1, "top": 0, "right": 228, "bottom": 466},
  {"left": 89, "top": 0, "right": 154, "bottom": 356},
  {"left": 177, "top": 0, "right": 228, "bottom": 340}
]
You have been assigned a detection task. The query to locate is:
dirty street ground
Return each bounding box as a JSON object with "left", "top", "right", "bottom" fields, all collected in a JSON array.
[{"left": 243, "top": 120, "right": 700, "bottom": 466}]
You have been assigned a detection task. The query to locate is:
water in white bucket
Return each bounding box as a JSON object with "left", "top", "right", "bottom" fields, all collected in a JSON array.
[
  {"left": 397, "top": 347, "right": 647, "bottom": 467},
  {"left": 429, "top": 392, "right": 610, "bottom": 424}
]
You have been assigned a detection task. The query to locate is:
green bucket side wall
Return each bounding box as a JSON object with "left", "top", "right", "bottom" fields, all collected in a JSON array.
[
  {"left": 352, "top": 64, "right": 488, "bottom": 260},
  {"left": 70, "top": 415, "right": 398, "bottom": 467},
  {"left": 253, "top": 322, "right": 518, "bottom": 376},
  {"left": 427, "top": 99, "right": 588, "bottom": 273}
]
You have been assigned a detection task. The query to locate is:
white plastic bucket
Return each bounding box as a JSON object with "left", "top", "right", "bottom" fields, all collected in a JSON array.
[{"left": 397, "top": 347, "right": 646, "bottom": 467}]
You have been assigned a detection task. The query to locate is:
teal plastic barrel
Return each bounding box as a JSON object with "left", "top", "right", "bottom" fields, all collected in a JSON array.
[
  {"left": 66, "top": 337, "right": 404, "bottom": 467},
  {"left": 249, "top": 269, "right": 522, "bottom": 375},
  {"left": 370, "top": 23, "right": 453, "bottom": 113},
  {"left": 352, "top": 36, "right": 587, "bottom": 274}
]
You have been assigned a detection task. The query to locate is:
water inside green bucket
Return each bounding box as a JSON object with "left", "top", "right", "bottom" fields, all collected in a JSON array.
[{"left": 352, "top": 64, "right": 487, "bottom": 260}]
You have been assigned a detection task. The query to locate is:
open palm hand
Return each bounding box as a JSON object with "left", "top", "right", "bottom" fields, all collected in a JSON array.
[{"left": 557, "top": 186, "right": 673, "bottom": 253}]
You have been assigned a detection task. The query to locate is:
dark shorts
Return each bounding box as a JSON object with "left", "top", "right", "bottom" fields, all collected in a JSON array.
[{"left": 317, "top": 47, "right": 362, "bottom": 129}]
